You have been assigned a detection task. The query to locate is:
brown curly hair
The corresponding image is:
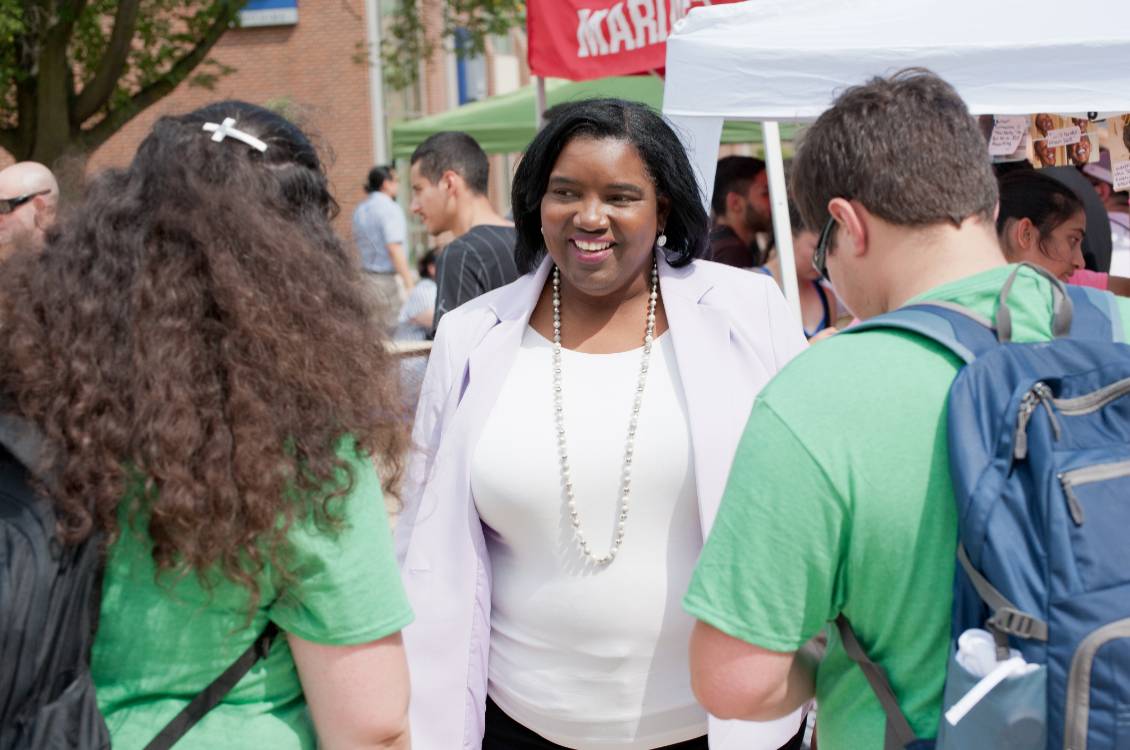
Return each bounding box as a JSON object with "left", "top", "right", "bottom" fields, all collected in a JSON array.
[{"left": 0, "top": 101, "right": 406, "bottom": 601}]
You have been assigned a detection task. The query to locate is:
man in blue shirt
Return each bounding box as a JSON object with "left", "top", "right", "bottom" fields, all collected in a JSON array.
[{"left": 352, "top": 165, "right": 411, "bottom": 332}]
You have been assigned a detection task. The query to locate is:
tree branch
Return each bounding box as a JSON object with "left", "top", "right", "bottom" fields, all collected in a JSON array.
[
  {"left": 59, "top": 0, "right": 89, "bottom": 21},
  {"left": 73, "top": 0, "right": 139, "bottom": 123},
  {"left": 13, "top": 64, "right": 37, "bottom": 160},
  {"left": 79, "top": 0, "right": 243, "bottom": 153},
  {"left": 0, "top": 128, "right": 20, "bottom": 158}
]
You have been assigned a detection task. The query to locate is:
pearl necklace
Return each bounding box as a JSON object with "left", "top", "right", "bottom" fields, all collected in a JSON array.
[{"left": 552, "top": 259, "right": 659, "bottom": 566}]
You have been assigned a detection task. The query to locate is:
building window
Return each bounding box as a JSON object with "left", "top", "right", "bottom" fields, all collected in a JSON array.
[
  {"left": 454, "top": 28, "right": 487, "bottom": 105},
  {"left": 238, "top": 0, "right": 299, "bottom": 27}
]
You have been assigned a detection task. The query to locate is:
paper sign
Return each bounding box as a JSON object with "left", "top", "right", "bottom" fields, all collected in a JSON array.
[
  {"left": 1045, "top": 126, "right": 1082, "bottom": 148},
  {"left": 989, "top": 117, "right": 1028, "bottom": 156},
  {"left": 1114, "top": 160, "right": 1130, "bottom": 192}
]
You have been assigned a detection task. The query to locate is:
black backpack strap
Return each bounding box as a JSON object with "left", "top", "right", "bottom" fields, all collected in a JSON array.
[
  {"left": 0, "top": 412, "right": 55, "bottom": 485},
  {"left": 143, "top": 622, "right": 280, "bottom": 750},
  {"left": 834, "top": 615, "right": 921, "bottom": 750}
]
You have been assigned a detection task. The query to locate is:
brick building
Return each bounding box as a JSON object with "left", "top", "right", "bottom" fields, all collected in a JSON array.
[
  {"left": 89, "top": 0, "right": 386, "bottom": 232},
  {"left": 83, "top": 0, "right": 527, "bottom": 235},
  {"left": 0, "top": 1, "right": 527, "bottom": 246}
]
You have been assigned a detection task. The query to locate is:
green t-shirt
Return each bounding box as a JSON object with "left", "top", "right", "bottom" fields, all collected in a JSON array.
[
  {"left": 91, "top": 443, "right": 413, "bottom": 750},
  {"left": 683, "top": 265, "right": 1130, "bottom": 750}
]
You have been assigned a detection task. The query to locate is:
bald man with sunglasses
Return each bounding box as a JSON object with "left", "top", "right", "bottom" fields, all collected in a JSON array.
[{"left": 0, "top": 161, "right": 59, "bottom": 258}]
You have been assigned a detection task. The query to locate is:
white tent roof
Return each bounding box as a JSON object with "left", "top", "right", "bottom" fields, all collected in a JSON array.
[
  {"left": 661, "top": 0, "right": 1130, "bottom": 322},
  {"left": 664, "top": 0, "right": 1130, "bottom": 120}
]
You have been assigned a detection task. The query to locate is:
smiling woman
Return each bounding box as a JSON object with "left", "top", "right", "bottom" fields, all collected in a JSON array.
[
  {"left": 513, "top": 101, "right": 706, "bottom": 276},
  {"left": 396, "top": 98, "right": 810, "bottom": 750},
  {"left": 533, "top": 136, "right": 671, "bottom": 348}
]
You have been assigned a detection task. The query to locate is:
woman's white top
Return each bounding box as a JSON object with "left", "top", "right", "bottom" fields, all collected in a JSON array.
[{"left": 470, "top": 326, "right": 706, "bottom": 750}]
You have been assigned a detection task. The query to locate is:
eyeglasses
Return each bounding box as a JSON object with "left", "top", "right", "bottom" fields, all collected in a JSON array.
[
  {"left": 0, "top": 190, "right": 51, "bottom": 215},
  {"left": 812, "top": 214, "right": 837, "bottom": 282}
]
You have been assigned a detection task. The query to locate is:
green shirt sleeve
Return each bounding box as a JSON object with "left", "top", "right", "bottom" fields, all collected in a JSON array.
[
  {"left": 684, "top": 400, "right": 848, "bottom": 652},
  {"left": 269, "top": 448, "right": 413, "bottom": 645}
]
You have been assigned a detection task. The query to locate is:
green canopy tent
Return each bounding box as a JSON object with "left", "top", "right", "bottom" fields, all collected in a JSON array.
[{"left": 390, "top": 76, "right": 796, "bottom": 158}]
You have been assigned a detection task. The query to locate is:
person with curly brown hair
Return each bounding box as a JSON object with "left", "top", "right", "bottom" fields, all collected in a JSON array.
[{"left": 0, "top": 101, "right": 413, "bottom": 750}]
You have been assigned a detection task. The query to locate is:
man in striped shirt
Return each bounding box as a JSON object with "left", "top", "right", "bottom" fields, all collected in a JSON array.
[{"left": 408, "top": 132, "right": 518, "bottom": 335}]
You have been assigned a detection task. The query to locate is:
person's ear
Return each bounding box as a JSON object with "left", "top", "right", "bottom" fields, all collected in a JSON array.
[
  {"left": 1013, "top": 217, "right": 1038, "bottom": 252},
  {"left": 1096, "top": 182, "right": 1112, "bottom": 202},
  {"left": 656, "top": 194, "right": 671, "bottom": 230},
  {"left": 32, "top": 196, "right": 55, "bottom": 230},
  {"left": 725, "top": 190, "right": 742, "bottom": 216},
  {"left": 441, "top": 170, "right": 462, "bottom": 196},
  {"left": 828, "top": 197, "right": 867, "bottom": 258}
]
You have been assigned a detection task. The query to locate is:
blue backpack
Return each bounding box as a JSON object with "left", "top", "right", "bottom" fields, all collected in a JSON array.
[{"left": 835, "top": 264, "right": 1130, "bottom": 750}]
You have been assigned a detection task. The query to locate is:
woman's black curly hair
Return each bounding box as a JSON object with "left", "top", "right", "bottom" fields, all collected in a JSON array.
[{"left": 510, "top": 98, "right": 709, "bottom": 274}]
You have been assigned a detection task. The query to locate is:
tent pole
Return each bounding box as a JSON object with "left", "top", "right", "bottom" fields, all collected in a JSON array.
[
  {"left": 535, "top": 76, "right": 547, "bottom": 129},
  {"left": 762, "top": 120, "right": 801, "bottom": 324}
]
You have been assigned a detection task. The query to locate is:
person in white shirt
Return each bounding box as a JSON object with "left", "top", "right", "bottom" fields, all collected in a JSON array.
[
  {"left": 394, "top": 250, "right": 438, "bottom": 410},
  {"left": 394, "top": 250, "right": 438, "bottom": 342},
  {"left": 1083, "top": 148, "right": 1130, "bottom": 275},
  {"left": 397, "top": 98, "right": 809, "bottom": 750}
]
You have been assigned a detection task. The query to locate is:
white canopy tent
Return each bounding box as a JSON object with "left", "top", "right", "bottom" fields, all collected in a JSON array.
[{"left": 662, "top": 0, "right": 1130, "bottom": 321}]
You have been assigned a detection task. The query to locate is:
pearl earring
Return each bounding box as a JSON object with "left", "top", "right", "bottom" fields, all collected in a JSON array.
[{"left": 656, "top": 233, "right": 667, "bottom": 247}]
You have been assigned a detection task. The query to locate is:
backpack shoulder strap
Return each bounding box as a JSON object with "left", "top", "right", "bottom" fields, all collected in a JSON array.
[
  {"left": 0, "top": 412, "right": 53, "bottom": 481},
  {"left": 834, "top": 615, "right": 921, "bottom": 750},
  {"left": 143, "top": 621, "right": 280, "bottom": 750},
  {"left": 1065, "top": 284, "right": 1126, "bottom": 343},
  {"left": 843, "top": 302, "right": 999, "bottom": 365},
  {"left": 845, "top": 263, "right": 1123, "bottom": 354}
]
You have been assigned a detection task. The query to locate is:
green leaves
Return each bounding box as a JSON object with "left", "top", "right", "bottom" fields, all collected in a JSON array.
[
  {"left": 0, "top": 0, "right": 244, "bottom": 162},
  {"left": 379, "top": 0, "right": 525, "bottom": 91}
]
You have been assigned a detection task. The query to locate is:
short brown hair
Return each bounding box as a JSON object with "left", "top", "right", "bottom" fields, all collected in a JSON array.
[{"left": 790, "top": 68, "right": 997, "bottom": 234}]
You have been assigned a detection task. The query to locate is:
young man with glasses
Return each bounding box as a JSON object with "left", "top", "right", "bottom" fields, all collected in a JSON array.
[
  {"left": 682, "top": 69, "right": 1130, "bottom": 749},
  {"left": 0, "top": 161, "right": 59, "bottom": 258}
]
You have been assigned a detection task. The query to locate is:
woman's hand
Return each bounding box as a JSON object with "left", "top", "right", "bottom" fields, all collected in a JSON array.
[
  {"left": 808, "top": 326, "right": 839, "bottom": 343},
  {"left": 289, "top": 630, "right": 411, "bottom": 749}
]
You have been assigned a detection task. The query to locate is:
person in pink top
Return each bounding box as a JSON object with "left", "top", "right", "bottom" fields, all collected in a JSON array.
[{"left": 996, "top": 169, "right": 1130, "bottom": 296}]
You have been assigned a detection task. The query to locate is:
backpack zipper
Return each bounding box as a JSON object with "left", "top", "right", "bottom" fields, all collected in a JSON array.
[
  {"left": 1064, "top": 617, "right": 1130, "bottom": 750},
  {"left": 1053, "top": 377, "right": 1130, "bottom": 415},
  {"left": 1057, "top": 459, "right": 1130, "bottom": 526},
  {"left": 1014, "top": 382, "right": 1061, "bottom": 460}
]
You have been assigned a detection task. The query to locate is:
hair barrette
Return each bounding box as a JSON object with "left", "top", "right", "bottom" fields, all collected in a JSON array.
[{"left": 202, "top": 117, "right": 268, "bottom": 153}]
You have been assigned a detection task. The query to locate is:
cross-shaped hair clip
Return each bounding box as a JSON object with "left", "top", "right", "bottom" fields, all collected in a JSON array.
[{"left": 202, "top": 117, "right": 268, "bottom": 153}]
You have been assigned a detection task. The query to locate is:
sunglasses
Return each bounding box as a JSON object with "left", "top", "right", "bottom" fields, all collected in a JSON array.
[
  {"left": 0, "top": 189, "right": 51, "bottom": 215},
  {"left": 812, "top": 214, "right": 837, "bottom": 282}
]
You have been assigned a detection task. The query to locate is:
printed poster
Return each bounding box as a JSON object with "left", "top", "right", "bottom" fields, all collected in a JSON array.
[
  {"left": 1027, "top": 113, "right": 1099, "bottom": 169},
  {"left": 1108, "top": 115, "right": 1130, "bottom": 192},
  {"left": 988, "top": 115, "right": 1029, "bottom": 163}
]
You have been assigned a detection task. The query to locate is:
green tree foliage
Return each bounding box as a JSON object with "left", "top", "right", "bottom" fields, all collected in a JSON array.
[
  {"left": 0, "top": 0, "right": 245, "bottom": 164},
  {"left": 380, "top": 0, "right": 525, "bottom": 91}
]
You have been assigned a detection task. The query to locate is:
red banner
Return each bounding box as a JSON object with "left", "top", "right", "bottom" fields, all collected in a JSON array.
[{"left": 527, "top": 0, "right": 746, "bottom": 81}]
